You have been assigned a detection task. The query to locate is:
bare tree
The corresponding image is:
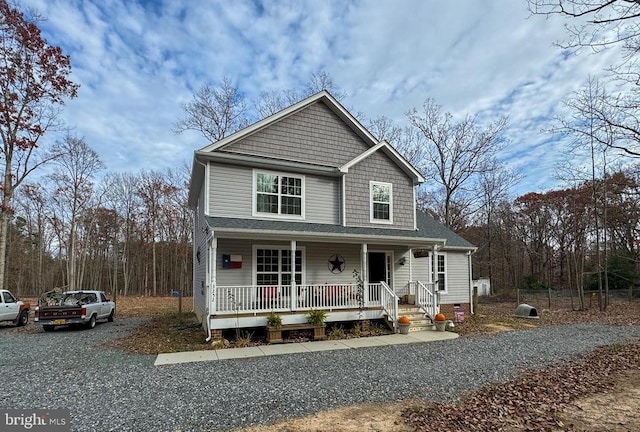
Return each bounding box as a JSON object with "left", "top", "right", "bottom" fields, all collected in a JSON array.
[
  {"left": 174, "top": 76, "right": 248, "bottom": 143},
  {"left": 368, "top": 116, "right": 426, "bottom": 168},
  {"left": 406, "top": 99, "right": 508, "bottom": 229},
  {"left": 0, "top": 1, "right": 79, "bottom": 289},
  {"left": 103, "top": 172, "right": 140, "bottom": 296},
  {"left": 477, "top": 167, "right": 522, "bottom": 288},
  {"left": 528, "top": 0, "right": 640, "bottom": 52},
  {"left": 15, "top": 184, "right": 52, "bottom": 293},
  {"left": 529, "top": 0, "right": 640, "bottom": 157},
  {"left": 49, "top": 136, "right": 104, "bottom": 291},
  {"left": 556, "top": 77, "right": 614, "bottom": 309},
  {"left": 254, "top": 70, "right": 347, "bottom": 118},
  {"left": 254, "top": 89, "right": 300, "bottom": 119}
]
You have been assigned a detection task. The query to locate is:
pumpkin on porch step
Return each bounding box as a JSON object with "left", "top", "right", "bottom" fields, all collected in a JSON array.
[
  {"left": 434, "top": 313, "right": 446, "bottom": 322},
  {"left": 398, "top": 316, "right": 410, "bottom": 325}
]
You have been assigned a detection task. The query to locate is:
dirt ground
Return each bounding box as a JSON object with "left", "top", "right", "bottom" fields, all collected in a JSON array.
[
  {"left": 238, "top": 402, "right": 413, "bottom": 432},
  {"left": 558, "top": 370, "right": 640, "bottom": 432}
]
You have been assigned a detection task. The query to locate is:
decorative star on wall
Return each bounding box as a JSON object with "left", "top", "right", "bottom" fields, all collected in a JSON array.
[{"left": 328, "top": 254, "right": 345, "bottom": 273}]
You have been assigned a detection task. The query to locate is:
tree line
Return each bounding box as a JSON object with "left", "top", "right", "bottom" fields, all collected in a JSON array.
[
  {"left": 4, "top": 0, "right": 640, "bottom": 308},
  {"left": 7, "top": 138, "right": 192, "bottom": 297}
]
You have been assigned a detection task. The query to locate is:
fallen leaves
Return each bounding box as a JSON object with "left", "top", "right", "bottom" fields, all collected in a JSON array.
[{"left": 403, "top": 339, "right": 640, "bottom": 432}]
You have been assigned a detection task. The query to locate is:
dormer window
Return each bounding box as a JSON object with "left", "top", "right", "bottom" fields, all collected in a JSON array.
[
  {"left": 370, "top": 181, "right": 392, "bottom": 224},
  {"left": 254, "top": 170, "right": 304, "bottom": 218}
]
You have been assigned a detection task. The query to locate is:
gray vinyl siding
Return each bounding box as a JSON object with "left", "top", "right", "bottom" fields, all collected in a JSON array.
[
  {"left": 209, "top": 162, "right": 252, "bottom": 218},
  {"left": 221, "top": 101, "right": 370, "bottom": 167},
  {"left": 411, "top": 253, "right": 431, "bottom": 283},
  {"left": 210, "top": 239, "right": 469, "bottom": 299},
  {"left": 208, "top": 162, "right": 340, "bottom": 224},
  {"left": 302, "top": 243, "right": 361, "bottom": 285},
  {"left": 305, "top": 176, "right": 340, "bottom": 224},
  {"left": 344, "top": 151, "right": 415, "bottom": 229},
  {"left": 215, "top": 241, "right": 361, "bottom": 287},
  {"left": 215, "top": 239, "right": 254, "bottom": 287},
  {"left": 440, "top": 252, "right": 471, "bottom": 304},
  {"left": 391, "top": 247, "right": 411, "bottom": 295},
  {"left": 193, "top": 188, "right": 208, "bottom": 321}
]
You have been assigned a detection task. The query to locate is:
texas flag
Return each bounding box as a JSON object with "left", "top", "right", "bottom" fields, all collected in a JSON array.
[{"left": 222, "top": 254, "right": 242, "bottom": 269}]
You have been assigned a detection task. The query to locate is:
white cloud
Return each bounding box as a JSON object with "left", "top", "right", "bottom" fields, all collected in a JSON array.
[{"left": 18, "top": 0, "right": 625, "bottom": 195}]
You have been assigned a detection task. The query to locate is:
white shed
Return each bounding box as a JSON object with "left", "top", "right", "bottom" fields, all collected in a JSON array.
[{"left": 472, "top": 278, "right": 491, "bottom": 296}]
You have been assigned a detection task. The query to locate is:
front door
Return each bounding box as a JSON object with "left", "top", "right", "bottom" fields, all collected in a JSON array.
[{"left": 368, "top": 252, "right": 390, "bottom": 285}]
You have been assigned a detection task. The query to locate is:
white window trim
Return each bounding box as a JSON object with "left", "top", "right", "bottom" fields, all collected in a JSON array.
[
  {"left": 436, "top": 252, "right": 448, "bottom": 293},
  {"left": 369, "top": 181, "right": 393, "bottom": 224},
  {"left": 252, "top": 169, "right": 305, "bottom": 220},
  {"left": 252, "top": 245, "right": 306, "bottom": 286}
]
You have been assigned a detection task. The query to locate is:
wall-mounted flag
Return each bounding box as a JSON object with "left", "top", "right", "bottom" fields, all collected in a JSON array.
[{"left": 222, "top": 254, "right": 243, "bottom": 269}]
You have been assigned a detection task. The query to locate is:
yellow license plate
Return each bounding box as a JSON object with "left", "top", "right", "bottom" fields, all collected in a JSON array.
[{"left": 53, "top": 319, "right": 66, "bottom": 325}]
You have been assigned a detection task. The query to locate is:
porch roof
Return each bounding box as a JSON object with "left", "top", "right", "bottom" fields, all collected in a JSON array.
[{"left": 205, "top": 211, "right": 475, "bottom": 249}]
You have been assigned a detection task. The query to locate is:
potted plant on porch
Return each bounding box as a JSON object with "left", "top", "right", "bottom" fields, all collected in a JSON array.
[
  {"left": 306, "top": 309, "right": 327, "bottom": 340},
  {"left": 398, "top": 316, "right": 411, "bottom": 334},
  {"left": 434, "top": 312, "right": 447, "bottom": 332},
  {"left": 266, "top": 312, "right": 283, "bottom": 343}
]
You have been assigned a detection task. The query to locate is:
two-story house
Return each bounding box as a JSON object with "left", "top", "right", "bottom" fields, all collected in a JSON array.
[{"left": 188, "top": 90, "right": 475, "bottom": 341}]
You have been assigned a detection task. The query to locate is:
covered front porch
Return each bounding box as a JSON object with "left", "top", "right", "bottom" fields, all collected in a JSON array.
[
  {"left": 203, "top": 235, "right": 442, "bottom": 332},
  {"left": 211, "top": 281, "right": 439, "bottom": 331}
]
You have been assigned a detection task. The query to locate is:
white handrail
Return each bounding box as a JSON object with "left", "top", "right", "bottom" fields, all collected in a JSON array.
[
  {"left": 380, "top": 281, "right": 399, "bottom": 332},
  {"left": 415, "top": 280, "right": 438, "bottom": 318}
]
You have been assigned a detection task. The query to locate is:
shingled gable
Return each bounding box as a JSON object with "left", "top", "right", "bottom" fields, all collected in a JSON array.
[
  {"left": 340, "top": 140, "right": 425, "bottom": 185},
  {"left": 188, "top": 90, "right": 424, "bottom": 206},
  {"left": 198, "top": 90, "right": 377, "bottom": 154}
]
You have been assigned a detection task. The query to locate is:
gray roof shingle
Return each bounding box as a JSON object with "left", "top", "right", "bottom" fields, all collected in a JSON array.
[{"left": 206, "top": 211, "right": 474, "bottom": 249}]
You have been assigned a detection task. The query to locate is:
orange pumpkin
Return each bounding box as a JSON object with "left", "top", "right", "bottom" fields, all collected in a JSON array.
[
  {"left": 398, "top": 316, "right": 410, "bottom": 324},
  {"left": 434, "top": 313, "right": 446, "bottom": 321}
]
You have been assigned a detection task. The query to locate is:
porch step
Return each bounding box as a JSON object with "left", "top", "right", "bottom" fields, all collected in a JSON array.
[{"left": 390, "top": 305, "right": 435, "bottom": 332}]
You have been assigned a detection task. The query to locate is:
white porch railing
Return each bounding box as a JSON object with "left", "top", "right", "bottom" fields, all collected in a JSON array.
[
  {"left": 216, "top": 284, "right": 374, "bottom": 314},
  {"left": 213, "top": 283, "right": 404, "bottom": 325},
  {"left": 413, "top": 280, "right": 438, "bottom": 319},
  {"left": 380, "top": 281, "right": 399, "bottom": 331}
]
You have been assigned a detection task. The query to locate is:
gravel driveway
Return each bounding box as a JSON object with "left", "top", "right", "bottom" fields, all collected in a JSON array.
[{"left": 2, "top": 319, "right": 640, "bottom": 432}]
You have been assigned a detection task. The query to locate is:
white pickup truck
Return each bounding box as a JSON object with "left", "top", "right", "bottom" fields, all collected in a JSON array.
[
  {"left": 34, "top": 290, "right": 115, "bottom": 331},
  {"left": 0, "top": 289, "right": 30, "bottom": 326}
]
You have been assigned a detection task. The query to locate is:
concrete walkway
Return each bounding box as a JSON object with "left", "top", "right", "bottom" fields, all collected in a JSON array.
[{"left": 154, "top": 330, "right": 458, "bottom": 366}]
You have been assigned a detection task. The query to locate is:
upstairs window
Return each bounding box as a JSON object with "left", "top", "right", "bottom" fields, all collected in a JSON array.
[
  {"left": 255, "top": 171, "right": 304, "bottom": 218},
  {"left": 370, "top": 181, "right": 392, "bottom": 223}
]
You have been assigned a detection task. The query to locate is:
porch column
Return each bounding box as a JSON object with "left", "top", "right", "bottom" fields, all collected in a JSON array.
[
  {"left": 432, "top": 244, "right": 440, "bottom": 315},
  {"left": 361, "top": 243, "right": 369, "bottom": 305},
  {"left": 210, "top": 236, "right": 217, "bottom": 315},
  {"left": 431, "top": 244, "right": 437, "bottom": 287},
  {"left": 290, "top": 240, "right": 297, "bottom": 311},
  {"left": 408, "top": 248, "right": 413, "bottom": 292}
]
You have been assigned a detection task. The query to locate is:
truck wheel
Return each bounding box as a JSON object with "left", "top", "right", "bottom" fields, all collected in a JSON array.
[
  {"left": 107, "top": 310, "right": 114, "bottom": 322},
  {"left": 86, "top": 314, "right": 97, "bottom": 329},
  {"left": 43, "top": 325, "right": 54, "bottom": 332},
  {"left": 16, "top": 310, "right": 28, "bottom": 326}
]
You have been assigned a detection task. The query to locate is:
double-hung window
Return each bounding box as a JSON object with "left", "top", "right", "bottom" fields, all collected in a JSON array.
[
  {"left": 370, "top": 181, "right": 392, "bottom": 223},
  {"left": 255, "top": 171, "right": 304, "bottom": 218}
]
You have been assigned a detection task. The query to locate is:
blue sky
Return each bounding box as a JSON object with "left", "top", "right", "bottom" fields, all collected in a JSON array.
[{"left": 20, "top": 0, "right": 620, "bottom": 196}]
